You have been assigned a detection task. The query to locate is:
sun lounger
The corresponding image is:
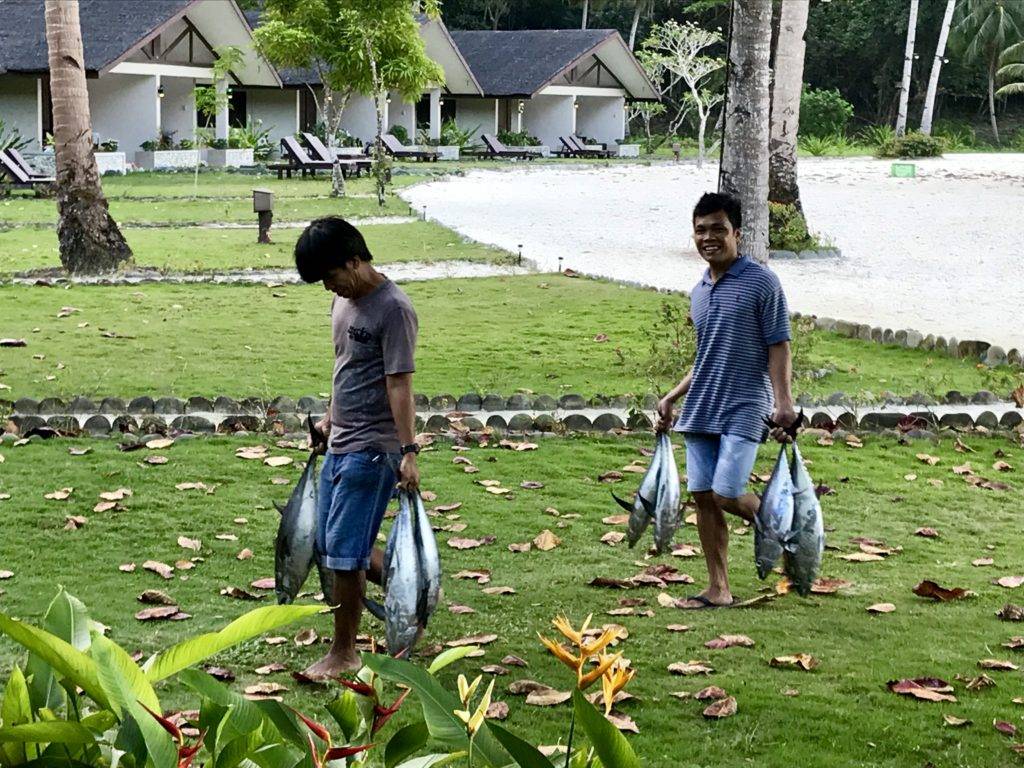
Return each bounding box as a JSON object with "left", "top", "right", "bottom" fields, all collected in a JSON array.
[
  {"left": 6, "top": 148, "right": 54, "bottom": 180},
  {"left": 0, "top": 149, "right": 54, "bottom": 192},
  {"left": 481, "top": 134, "right": 536, "bottom": 160},
  {"left": 267, "top": 135, "right": 335, "bottom": 179},
  {"left": 300, "top": 132, "right": 371, "bottom": 177},
  {"left": 380, "top": 133, "right": 438, "bottom": 161},
  {"left": 567, "top": 135, "right": 615, "bottom": 158}
]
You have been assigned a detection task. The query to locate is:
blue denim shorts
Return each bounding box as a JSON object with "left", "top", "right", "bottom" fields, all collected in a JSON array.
[
  {"left": 684, "top": 433, "right": 760, "bottom": 499},
  {"left": 317, "top": 449, "right": 399, "bottom": 571}
]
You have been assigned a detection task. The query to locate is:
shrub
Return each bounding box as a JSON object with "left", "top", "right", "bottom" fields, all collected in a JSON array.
[
  {"left": 440, "top": 117, "right": 478, "bottom": 148},
  {"left": 0, "top": 118, "right": 28, "bottom": 152},
  {"left": 857, "top": 124, "right": 896, "bottom": 148},
  {"left": 932, "top": 120, "right": 976, "bottom": 151},
  {"left": 229, "top": 119, "right": 273, "bottom": 160},
  {"left": 208, "top": 138, "right": 229, "bottom": 150},
  {"left": 769, "top": 201, "right": 819, "bottom": 251},
  {"left": 1012, "top": 128, "right": 1024, "bottom": 151},
  {"left": 800, "top": 87, "right": 854, "bottom": 138},
  {"left": 798, "top": 134, "right": 840, "bottom": 156},
  {"left": 177, "top": 138, "right": 195, "bottom": 150},
  {"left": 876, "top": 131, "right": 944, "bottom": 158},
  {"left": 497, "top": 129, "right": 541, "bottom": 146},
  {"left": 388, "top": 124, "right": 409, "bottom": 144}
]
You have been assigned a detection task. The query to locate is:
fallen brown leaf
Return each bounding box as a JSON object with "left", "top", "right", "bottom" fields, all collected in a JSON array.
[
  {"left": 694, "top": 686, "right": 728, "bottom": 701},
  {"left": 867, "top": 603, "right": 897, "bottom": 614},
  {"left": 996, "top": 575, "right": 1024, "bottom": 589},
  {"left": 705, "top": 634, "right": 755, "bottom": 650},
  {"left": 453, "top": 569, "right": 491, "bottom": 584},
  {"left": 888, "top": 678, "right": 956, "bottom": 702},
  {"left": 44, "top": 487, "right": 74, "bottom": 501},
  {"left": 769, "top": 654, "right": 819, "bottom": 671},
  {"left": 137, "top": 590, "right": 176, "bottom": 606},
  {"left": 220, "top": 586, "right": 263, "bottom": 601},
  {"left": 63, "top": 515, "right": 88, "bottom": 531},
  {"left": 251, "top": 578, "right": 276, "bottom": 590},
  {"left": 668, "top": 661, "right": 714, "bottom": 676},
  {"left": 237, "top": 548, "right": 254, "bottom": 561},
  {"left": 118, "top": 563, "right": 136, "bottom": 573},
  {"left": 525, "top": 688, "right": 571, "bottom": 706},
  {"left": 914, "top": 527, "right": 941, "bottom": 538},
  {"left": 146, "top": 438, "right": 175, "bottom": 450},
  {"left": 533, "top": 530, "right": 561, "bottom": 551},
  {"left": 943, "top": 714, "right": 972, "bottom": 727},
  {"left": 447, "top": 633, "right": 498, "bottom": 647},
  {"left": 507, "top": 542, "right": 532, "bottom": 553},
  {"left": 255, "top": 663, "right": 287, "bottom": 675},
  {"left": 294, "top": 628, "right": 318, "bottom": 646},
  {"left": 447, "top": 536, "right": 496, "bottom": 550},
  {"left": 486, "top": 701, "right": 510, "bottom": 721},
  {"left": 134, "top": 606, "right": 180, "bottom": 621},
  {"left": 994, "top": 720, "right": 1017, "bottom": 737},
  {"left": 204, "top": 666, "right": 235, "bottom": 682},
  {"left": 978, "top": 659, "right": 1018, "bottom": 671},
  {"left": 838, "top": 552, "right": 885, "bottom": 562},
  {"left": 913, "top": 580, "right": 972, "bottom": 601},
  {"left": 244, "top": 682, "right": 288, "bottom": 697},
  {"left": 93, "top": 501, "right": 118, "bottom": 513},
  {"left": 177, "top": 536, "right": 201, "bottom": 552},
  {"left": 143, "top": 561, "right": 174, "bottom": 580},
  {"left": 702, "top": 696, "right": 737, "bottom": 719}
]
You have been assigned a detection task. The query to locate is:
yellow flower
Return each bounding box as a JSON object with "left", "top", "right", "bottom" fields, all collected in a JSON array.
[
  {"left": 578, "top": 651, "right": 622, "bottom": 690},
  {"left": 551, "top": 613, "right": 591, "bottom": 645},
  {"left": 457, "top": 674, "right": 482, "bottom": 707},
  {"left": 454, "top": 678, "right": 495, "bottom": 736},
  {"left": 538, "top": 632, "right": 583, "bottom": 671},
  {"left": 600, "top": 661, "right": 636, "bottom": 715},
  {"left": 580, "top": 626, "right": 621, "bottom": 657}
]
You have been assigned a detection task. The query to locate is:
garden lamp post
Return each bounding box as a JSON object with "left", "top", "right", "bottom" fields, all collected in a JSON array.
[{"left": 253, "top": 188, "right": 274, "bottom": 244}]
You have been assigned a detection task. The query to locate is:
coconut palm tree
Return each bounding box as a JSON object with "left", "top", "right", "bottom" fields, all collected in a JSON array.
[
  {"left": 628, "top": 0, "right": 655, "bottom": 50},
  {"left": 44, "top": 0, "right": 131, "bottom": 273},
  {"left": 950, "top": 0, "right": 1024, "bottom": 144},
  {"left": 919, "top": 0, "right": 956, "bottom": 136},
  {"left": 769, "top": 0, "right": 810, "bottom": 212},
  {"left": 996, "top": 39, "right": 1024, "bottom": 96},
  {"left": 895, "top": 0, "right": 919, "bottom": 136},
  {"left": 720, "top": 0, "right": 772, "bottom": 263}
]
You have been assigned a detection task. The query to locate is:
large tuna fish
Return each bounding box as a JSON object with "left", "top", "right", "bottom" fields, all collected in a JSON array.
[
  {"left": 274, "top": 418, "right": 325, "bottom": 604},
  {"left": 783, "top": 443, "right": 825, "bottom": 596},
  {"left": 754, "top": 445, "right": 795, "bottom": 580},
  {"left": 611, "top": 439, "right": 663, "bottom": 548},
  {"left": 411, "top": 491, "right": 442, "bottom": 622},
  {"left": 651, "top": 432, "right": 681, "bottom": 554},
  {"left": 383, "top": 490, "right": 423, "bottom": 657}
]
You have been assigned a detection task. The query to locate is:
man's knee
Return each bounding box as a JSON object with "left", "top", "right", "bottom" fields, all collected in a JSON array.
[
  {"left": 692, "top": 490, "right": 716, "bottom": 509},
  {"left": 712, "top": 491, "right": 741, "bottom": 514}
]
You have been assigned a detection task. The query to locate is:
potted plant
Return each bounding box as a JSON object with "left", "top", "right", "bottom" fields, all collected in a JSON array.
[{"left": 135, "top": 131, "right": 199, "bottom": 170}]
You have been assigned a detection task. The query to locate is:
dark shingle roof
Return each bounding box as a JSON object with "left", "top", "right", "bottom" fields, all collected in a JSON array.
[
  {"left": 0, "top": 0, "right": 195, "bottom": 74},
  {"left": 448, "top": 29, "right": 616, "bottom": 97}
]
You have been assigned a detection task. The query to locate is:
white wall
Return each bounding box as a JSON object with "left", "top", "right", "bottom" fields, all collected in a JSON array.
[
  {"left": 387, "top": 91, "right": 417, "bottom": 140},
  {"left": 247, "top": 89, "right": 298, "bottom": 150},
  {"left": 453, "top": 98, "right": 496, "bottom": 140},
  {"left": 521, "top": 94, "right": 573, "bottom": 147},
  {"left": 90, "top": 74, "right": 159, "bottom": 153},
  {"left": 160, "top": 77, "right": 196, "bottom": 144},
  {"left": 0, "top": 75, "right": 41, "bottom": 149},
  {"left": 338, "top": 94, "right": 378, "bottom": 145},
  {"left": 576, "top": 96, "right": 625, "bottom": 144}
]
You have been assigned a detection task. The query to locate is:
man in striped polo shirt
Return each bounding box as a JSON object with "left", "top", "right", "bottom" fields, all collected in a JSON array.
[{"left": 656, "top": 192, "right": 797, "bottom": 609}]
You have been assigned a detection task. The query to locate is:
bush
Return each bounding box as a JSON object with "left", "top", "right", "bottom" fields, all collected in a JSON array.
[
  {"left": 229, "top": 119, "right": 273, "bottom": 160},
  {"left": 388, "top": 124, "right": 409, "bottom": 144},
  {"left": 876, "top": 131, "right": 944, "bottom": 158},
  {"left": 96, "top": 139, "right": 118, "bottom": 152},
  {"left": 208, "top": 138, "right": 229, "bottom": 150},
  {"left": 800, "top": 87, "right": 854, "bottom": 138},
  {"left": 932, "top": 120, "right": 976, "bottom": 151},
  {"left": 177, "top": 138, "right": 195, "bottom": 150},
  {"left": 1012, "top": 128, "right": 1024, "bottom": 151},
  {"left": 769, "top": 201, "right": 819, "bottom": 251},
  {"left": 857, "top": 124, "right": 895, "bottom": 148},
  {"left": 440, "top": 117, "right": 478, "bottom": 148},
  {"left": 497, "top": 129, "right": 541, "bottom": 146},
  {"left": 798, "top": 134, "right": 843, "bottom": 156}
]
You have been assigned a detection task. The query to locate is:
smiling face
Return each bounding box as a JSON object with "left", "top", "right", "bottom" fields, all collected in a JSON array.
[{"left": 693, "top": 210, "right": 740, "bottom": 269}]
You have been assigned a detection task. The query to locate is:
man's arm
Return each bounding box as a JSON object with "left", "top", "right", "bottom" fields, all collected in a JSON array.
[
  {"left": 312, "top": 399, "right": 331, "bottom": 454},
  {"left": 767, "top": 341, "right": 797, "bottom": 442},
  {"left": 655, "top": 369, "right": 692, "bottom": 433},
  {"left": 386, "top": 372, "right": 419, "bottom": 490}
]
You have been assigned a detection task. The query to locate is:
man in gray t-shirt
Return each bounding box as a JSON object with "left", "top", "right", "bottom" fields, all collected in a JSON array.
[{"left": 293, "top": 217, "right": 421, "bottom": 677}]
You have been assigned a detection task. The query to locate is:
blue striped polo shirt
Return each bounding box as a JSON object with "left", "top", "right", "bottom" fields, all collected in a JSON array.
[{"left": 674, "top": 255, "right": 791, "bottom": 443}]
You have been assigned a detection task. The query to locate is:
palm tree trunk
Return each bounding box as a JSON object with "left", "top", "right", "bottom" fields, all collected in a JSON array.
[
  {"left": 44, "top": 0, "right": 131, "bottom": 274},
  {"left": 628, "top": 3, "right": 642, "bottom": 50},
  {"left": 581, "top": 0, "right": 589, "bottom": 30},
  {"left": 720, "top": 0, "right": 773, "bottom": 264},
  {"left": 768, "top": 0, "right": 809, "bottom": 211},
  {"left": 988, "top": 57, "right": 1000, "bottom": 144},
  {"left": 919, "top": 0, "right": 954, "bottom": 136},
  {"left": 895, "top": 0, "right": 919, "bottom": 136}
]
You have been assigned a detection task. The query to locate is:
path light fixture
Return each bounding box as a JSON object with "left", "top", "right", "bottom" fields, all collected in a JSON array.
[
  {"left": 672, "top": 142, "right": 681, "bottom": 162},
  {"left": 518, "top": 244, "right": 522, "bottom": 266},
  {"left": 518, "top": 101, "right": 524, "bottom": 114},
  {"left": 157, "top": 85, "right": 165, "bottom": 99},
  {"left": 253, "top": 188, "right": 274, "bottom": 244}
]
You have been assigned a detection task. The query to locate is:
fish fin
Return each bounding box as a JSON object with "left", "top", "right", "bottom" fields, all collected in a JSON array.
[
  {"left": 638, "top": 493, "right": 656, "bottom": 515},
  {"left": 610, "top": 491, "right": 634, "bottom": 513},
  {"left": 272, "top": 501, "right": 285, "bottom": 515},
  {"left": 363, "top": 596, "right": 385, "bottom": 621}
]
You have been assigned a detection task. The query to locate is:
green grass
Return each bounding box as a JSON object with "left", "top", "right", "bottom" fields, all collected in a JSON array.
[
  {"left": 0, "top": 221, "right": 512, "bottom": 274},
  {"left": 0, "top": 275, "right": 1010, "bottom": 401},
  {"left": 0, "top": 434, "right": 1022, "bottom": 767}
]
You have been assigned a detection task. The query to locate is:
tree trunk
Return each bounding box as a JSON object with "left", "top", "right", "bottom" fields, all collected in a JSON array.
[
  {"left": 364, "top": 38, "right": 389, "bottom": 208},
  {"left": 628, "top": 3, "right": 642, "bottom": 50},
  {"left": 895, "top": 0, "right": 919, "bottom": 136},
  {"left": 768, "top": 0, "right": 809, "bottom": 211},
  {"left": 988, "top": 58, "right": 1000, "bottom": 144},
  {"left": 581, "top": 0, "right": 589, "bottom": 30},
  {"left": 719, "top": 0, "right": 772, "bottom": 264},
  {"left": 44, "top": 0, "right": 131, "bottom": 274},
  {"left": 919, "top": 0, "right": 954, "bottom": 136}
]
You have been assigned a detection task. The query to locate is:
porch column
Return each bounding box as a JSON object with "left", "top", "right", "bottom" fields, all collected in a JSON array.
[
  {"left": 215, "top": 78, "right": 229, "bottom": 141},
  {"left": 516, "top": 100, "right": 524, "bottom": 133},
  {"left": 571, "top": 96, "right": 578, "bottom": 135},
  {"left": 429, "top": 88, "right": 442, "bottom": 140},
  {"left": 154, "top": 75, "right": 163, "bottom": 136}
]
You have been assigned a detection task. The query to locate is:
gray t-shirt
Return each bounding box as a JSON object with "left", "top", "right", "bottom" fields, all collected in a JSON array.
[{"left": 329, "top": 279, "right": 417, "bottom": 454}]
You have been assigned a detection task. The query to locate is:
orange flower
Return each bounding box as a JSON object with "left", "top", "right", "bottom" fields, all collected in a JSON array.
[
  {"left": 578, "top": 651, "right": 622, "bottom": 690},
  {"left": 600, "top": 661, "right": 636, "bottom": 715}
]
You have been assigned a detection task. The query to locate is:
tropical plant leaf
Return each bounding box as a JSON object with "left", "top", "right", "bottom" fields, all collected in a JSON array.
[
  {"left": 0, "top": 722, "right": 97, "bottom": 745},
  {"left": 0, "top": 614, "right": 108, "bottom": 711},
  {"left": 426, "top": 646, "right": 480, "bottom": 676},
  {"left": 144, "top": 605, "right": 322, "bottom": 682},
  {"left": 1, "top": 666, "right": 32, "bottom": 764},
  {"left": 179, "top": 670, "right": 266, "bottom": 736},
  {"left": 571, "top": 689, "right": 640, "bottom": 768},
  {"left": 325, "top": 691, "right": 363, "bottom": 743},
  {"left": 362, "top": 654, "right": 509, "bottom": 767},
  {"left": 89, "top": 632, "right": 161, "bottom": 715},
  {"left": 254, "top": 700, "right": 308, "bottom": 750},
  {"left": 25, "top": 589, "right": 91, "bottom": 712},
  {"left": 385, "top": 720, "right": 429, "bottom": 768},
  {"left": 247, "top": 741, "right": 305, "bottom": 768},
  {"left": 393, "top": 755, "right": 466, "bottom": 768},
  {"left": 488, "top": 723, "right": 556, "bottom": 768}
]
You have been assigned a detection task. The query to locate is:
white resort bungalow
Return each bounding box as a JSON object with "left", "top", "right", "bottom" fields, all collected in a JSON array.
[{"left": 0, "top": 0, "right": 656, "bottom": 168}]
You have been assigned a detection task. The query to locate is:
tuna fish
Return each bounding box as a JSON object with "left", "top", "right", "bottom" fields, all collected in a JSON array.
[
  {"left": 651, "top": 433, "right": 681, "bottom": 555},
  {"left": 783, "top": 443, "right": 825, "bottom": 596},
  {"left": 611, "top": 440, "right": 662, "bottom": 548},
  {"left": 383, "top": 491, "right": 422, "bottom": 656},
  {"left": 754, "top": 445, "right": 795, "bottom": 580},
  {"left": 274, "top": 417, "right": 326, "bottom": 605},
  {"left": 412, "top": 491, "right": 442, "bottom": 622}
]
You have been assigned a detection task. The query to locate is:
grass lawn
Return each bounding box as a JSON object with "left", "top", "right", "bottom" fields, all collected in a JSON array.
[
  {"left": 0, "top": 434, "right": 1022, "bottom": 766},
  {"left": 0, "top": 275, "right": 1009, "bottom": 401},
  {"left": 0, "top": 221, "right": 513, "bottom": 274}
]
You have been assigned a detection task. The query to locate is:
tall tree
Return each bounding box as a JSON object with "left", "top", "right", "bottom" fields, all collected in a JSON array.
[
  {"left": 628, "top": 0, "right": 655, "bottom": 50},
  {"left": 996, "top": 38, "right": 1024, "bottom": 96},
  {"left": 255, "top": 1, "right": 443, "bottom": 204},
  {"left": 719, "top": 0, "right": 772, "bottom": 264},
  {"left": 43, "top": 0, "right": 131, "bottom": 274},
  {"left": 483, "top": 0, "right": 510, "bottom": 30},
  {"left": 951, "top": 0, "right": 1024, "bottom": 144},
  {"left": 768, "top": 0, "right": 809, "bottom": 211},
  {"left": 895, "top": 0, "right": 919, "bottom": 135},
  {"left": 919, "top": 0, "right": 956, "bottom": 135}
]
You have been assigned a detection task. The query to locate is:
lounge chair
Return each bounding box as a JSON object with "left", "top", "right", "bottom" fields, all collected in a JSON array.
[
  {"left": 567, "top": 135, "right": 615, "bottom": 158},
  {"left": 300, "top": 132, "right": 371, "bottom": 177},
  {"left": 268, "top": 135, "right": 334, "bottom": 179},
  {"left": 380, "top": 133, "right": 438, "bottom": 162},
  {"left": 0, "top": 149, "right": 54, "bottom": 193},
  {"left": 7, "top": 148, "right": 55, "bottom": 180},
  {"left": 481, "top": 134, "right": 536, "bottom": 160}
]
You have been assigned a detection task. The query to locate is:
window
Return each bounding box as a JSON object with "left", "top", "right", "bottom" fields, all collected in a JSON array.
[{"left": 229, "top": 89, "right": 247, "bottom": 127}]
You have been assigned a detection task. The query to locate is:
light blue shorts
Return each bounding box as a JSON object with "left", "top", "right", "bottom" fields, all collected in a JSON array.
[
  {"left": 317, "top": 449, "right": 399, "bottom": 571},
  {"left": 684, "top": 433, "right": 760, "bottom": 499}
]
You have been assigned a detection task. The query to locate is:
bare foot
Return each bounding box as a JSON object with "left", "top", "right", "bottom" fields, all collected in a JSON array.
[{"left": 301, "top": 651, "right": 362, "bottom": 680}]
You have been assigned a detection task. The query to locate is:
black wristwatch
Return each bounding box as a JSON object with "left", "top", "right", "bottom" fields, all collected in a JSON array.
[{"left": 400, "top": 443, "right": 421, "bottom": 456}]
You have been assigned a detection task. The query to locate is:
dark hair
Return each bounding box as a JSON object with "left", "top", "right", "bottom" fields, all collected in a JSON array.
[
  {"left": 692, "top": 192, "right": 742, "bottom": 231},
  {"left": 294, "top": 216, "right": 372, "bottom": 283}
]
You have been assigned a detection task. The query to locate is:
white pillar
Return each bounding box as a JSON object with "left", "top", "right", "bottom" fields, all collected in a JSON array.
[
  {"left": 516, "top": 100, "right": 523, "bottom": 133},
  {"left": 154, "top": 75, "right": 162, "bottom": 138},
  {"left": 571, "top": 96, "right": 578, "bottom": 135},
  {"left": 429, "top": 88, "right": 442, "bottom": 140},
  {"left": 493, "top": 99, "right": 499, "bottom": 134},
  {"left": 215, "top": 78, "right": 229, "bottom": 141}
]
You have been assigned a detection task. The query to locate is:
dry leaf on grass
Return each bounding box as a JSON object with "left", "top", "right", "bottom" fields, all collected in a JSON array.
[
  {"left": 294, "top": 628, "right": 318, "bottom": 646},
  {"left": 603, "top": 514, "right": 629, "bottom": 525},
  {"left": 237, "top": 548, "right": 254, "bottom": 561},
  {"left": 769, "top": 654, "right": 819, "bottom": 671},
  {"left": 838, "top": 552, "right": 885, "bottom": 562},
  {"left": 705, "top": 634, "right": 754, "bottom": 650},
  {"left": 143, "top": 561, "right": 174, "bottom": 580},
  {"left": 446, "top": 633, "right": 498, "bottom": 647},
  {"left": 251, "top": 578, "right": 275, "bottom": 590},
  {"left": 668, "top": 661, "right": 714, "bottom": 676},
  {"left": 972, "top": 558, "right": 995, "bottom": 567},
  {"left": 220, "top": 586, "right": 263, "bottom": 601},
  {"left": 525, "top": 689, "right": 571, "bottom": 706},
  {"left": 447, "top": 536, "right": 496, "bottom": 550},
  {"left": 996, "top": 576, "right": 1024, "bottom": 589},
  {"left": 177, "top": 536, "right": 201, "bottom": 552},
  {"left": 913, "top": 580, "right": 973, "bottom": 601},
  {"left": 994, "top": 720, "right": 1017, "bottom": 737},
  {"left": 255, "top": 663, "right": 287, "bottom": 675},
  {"left": 138, "top": 590, "right": 176, "bottom": 605},
  {"left": 216, "top": 533, "right": 238, "bottom": 542},
  {"left": 601, "top": 532, "right": 626, "bottom": 545},
  {"left": 943, "top": 714, "right": 972, "bottom": 727},
  {"left": 118, "top": 563, "right": 136, "bottom": 573},
  {"left": 1002, "top": 636, "right": 1024, "bottom": 650},
  {"left": 99, "top": 488, "right": 132, "bottom": 501},
  {"left": 93, "top": 501, "right": 118, "bottom": 513},
  {"left": 887, "top": 678, "right": 956, "bottom": 702},
  {"left": 453, "top": 569, "right": 491, "bottom": 584},
  {"left": 915, "top": 527, "right": 940, "bottom": 538},
  {"left": 448, "top": 604, "right": 476, "bottom": 615},
  {"left": 146, "top": 438, "right": 175, "bottom": 450},
  {"left": 144, "top": 455, "right": 169, "bottom": 465},
  {"left": 507, "top": 542, "right": 532, "bottom": 553},
  {"left": 501, "top": 655, "right": 529, "bottom": 667},
  {"left": 264, "top": 456, "right": 293, "bottom": 467},
  {"left": 694, "top": 686, "right": 728, "bottom": 701},
  {"left": 204, "top": 667, "right": 235, "bottom": 682},
  {"left": 867, "top": 603, "right": 896, "bottom": 614},
  {"left": 135, "top": 605, "right": 180, "bottom": 622},
  {"left": 44, "top": 487, "right": 73, "bottom": 501},
  {"left": 916, "top": 453, "right": 941, "bottom": 466},
  {"left": 244, "top": 682, "right": 288, "bottom": 697},
  {"left": 978, "top": 659, "right": 1018, "bottom": 671},
  {"left": 63, "top": 515, "right": 88, "bottom": 530},
  {"left": 702, "top": 696, "right": 737, "bottom": 719},
  {"left": 533, "top": 530, "right": 561, "bottom": 551},
  {"left": 486, "top": 701, "right": 510, "bottom": 721}
]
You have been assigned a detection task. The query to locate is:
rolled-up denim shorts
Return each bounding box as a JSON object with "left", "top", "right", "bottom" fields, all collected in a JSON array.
[
  {"left": 683, "top": 433, "right": 760, "bottom": 499},
  {"left": 317, "top": 448, "right": 399, "bottom": 571}
]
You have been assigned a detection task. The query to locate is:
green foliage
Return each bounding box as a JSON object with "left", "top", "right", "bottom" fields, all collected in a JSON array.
[
  {"left": 931, "top": 119, "right": 978, "bottom": 150},
  {"left": 769, "top": 202, "right": 819, "bottom": 252},
  {"left": 571, "top": 689, "right": 640, "bottom": 768},
  {"left": 996, "top": 39, "right": 1024, "bottom": 96},
  {"left": 637, "top": 298, "right": 697, "bottom": 392},
  {"left": 856, "top": 124, "right": 896, "bottom": 148},
  {"left": 1011, "top": 127, "right": 1024, "bottom": 150},
  {"left": 389, "top": 124, "right": 410, "bottom": 144},
  {"left": 496, "top": 129, "right": 541, "bottom": 146},
  {"left": 798, "top": 133, "right": 852, "bottom": 156},
  {"left": 229, "top": 119, "right": 274, "bottom": 160},
  {"left": 177, "top": 138, "right": 195, "bottom": 150},
  {"left": 439, "top": 117, "right": 478, "bottom": 148},
  {"left": 97, "top": 139, "right": 119, "bottom": 152},
  {"left": 0, "top": 118, "right": 29, "bottom": 152},
  {"left": 799, "top": 87, "right": 855, "bottom": 138},
  {"left": 876, "top": 131, "right": 945, "bottom": 158}
]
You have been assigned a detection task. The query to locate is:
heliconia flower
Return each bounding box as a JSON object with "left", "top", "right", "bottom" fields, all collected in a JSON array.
[
  {"left": 371, "top": 688, "right": 410, "bottom": 734},
  {"left": 324, "top": 744, "right": 375, "bottom": 760},
  {"left": 578, "top": 651, "right": 622, "bottom": 690},
  {"left": 601, "top": 661, "right": 636, "bottom": 715},
  {"left": 140, "top": 703, "right": 183, "bottom": 745},
  {"left": 580, "top": 626, "right": 621, "bottom": 657},
  {"left": 457, "top": 674, "right": 483, "bottom": 706},
  {"left": 551, "top": 613, "right": 591, "bottom": 645},
  {"left": 455, "top": 678, "right": 495, "bottom": 736},
  {"left": 291, "top": 708, "right": 332, "bottom": 743},
  {"left": 336, "top": 677, "right": 376, "bottom": 698},
  {"left": 538, "top": 632, "right": 583, "bottom": 671}
]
